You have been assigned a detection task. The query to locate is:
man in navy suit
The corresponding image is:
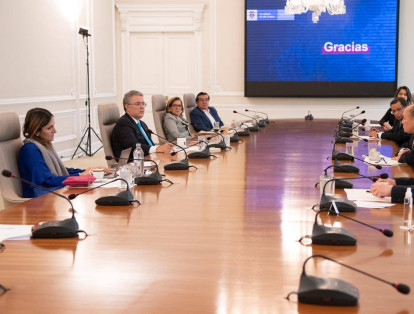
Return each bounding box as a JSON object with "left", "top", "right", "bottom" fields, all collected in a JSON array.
[
  {"left": 370, "top": 104, "right": 414, "bottom": 203},
  {"left": 111, "top": 90, "right": 173, "bottom": 161},
  {"left": 190, "top": 92, "right": 224, "bottom": 132}
]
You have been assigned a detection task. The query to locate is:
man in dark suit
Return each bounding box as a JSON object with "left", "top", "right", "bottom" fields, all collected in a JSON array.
[
  {"left": 369, "top": 97, "right": 410, "bottom": 146},
  {"left": 111, "top": 90, "right": 173, "bottom": 161},
  {"left": 190, "top": 92, "right": 224, "bottom": 132},
  {"left": 370, "top": 104, "right": 414, "bottom": 202}
]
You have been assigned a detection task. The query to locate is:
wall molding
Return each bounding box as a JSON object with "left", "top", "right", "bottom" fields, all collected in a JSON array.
[{"left": 0, "top": 94, "right": 76, "bottom": 106}]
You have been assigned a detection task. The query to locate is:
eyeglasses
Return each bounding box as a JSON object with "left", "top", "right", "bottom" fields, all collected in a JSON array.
[
  {"left": 170, "top": 104, "right": 182, "bottom": 108},
  {"left": 198, "top": 98, "right": 209, "bottom": 102},
  {"left": 391, "top": 107, "right": 403, "bottom": 114},
  {"left": 129, "top": 102, "right": 147, "bottom": 107}
]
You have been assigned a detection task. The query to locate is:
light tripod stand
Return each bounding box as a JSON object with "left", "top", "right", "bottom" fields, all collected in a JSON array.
[{"left": 72, "top": 27, "right": 102, "bottom": 159}]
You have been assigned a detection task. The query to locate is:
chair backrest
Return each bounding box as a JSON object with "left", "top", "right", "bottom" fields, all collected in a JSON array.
[
  {"left": 151, "top": 95, "right": 167, "bottom": 144},
  {"left": 97, "top": 103, "right": 120, "bottom": 167},
  {"left": 183, "top": 93, "right": 197, "bottom": 134},
  {"left": 0, "top": 111, "right": 30, "bottom": 208}
]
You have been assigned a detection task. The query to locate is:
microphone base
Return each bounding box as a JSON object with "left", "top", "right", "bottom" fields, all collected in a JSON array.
[
  {"left": 337, "top": 131, "right": 352, "bottom": 138},
  {"left": 230, "top": 134, "right": 240, "bottom": 142},
  {"left": 31, "top": 217, "right": 79, "bottom": 239},
  {"left": 312, "top": 223, "right": 357, "bottom": 246},
  {"left": 258, "top": 121, "right": 267, "bottom": 127},
  {"left": 208, "top": 141, "right": 226, "bottom": 150},
  {"left": 298, "top": 274, "right": 359, "bottom": 306},
  {"left": 237, "top": 129, "right": 251, "bottom": 136},
  {"left": 135, "top": 172, "right": 163, "bottom": 185},
  {"left": 188, "top": 148, "right": 211, "bottom": 159},
  {"left": 332, "top": 150, "right": 355, "bottom": 161},
  {"left": 333, "top": 164, "right": 359, "bottom": 174},
  {"left": 320, "top": 195, "right": 356, "bottom": 212},
  {"left": 335, "top": 180, "right": 353, "bottom": 189},
  {"left": 335, "top": 136, "right": 353, "bottom": 144},
  {"left": 95, "top": 190, "right": 134, "bottom": 206},
  {"left": 164, "top": 159, "right": 190, "bottom": 170},
  {"left": 248, "top": 125, "right": 260, "bottom": 132}
]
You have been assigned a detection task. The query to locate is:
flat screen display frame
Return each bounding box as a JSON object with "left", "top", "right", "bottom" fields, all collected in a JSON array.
[{"left": 244, "top": 0, "right": 400, "bottom": 98}]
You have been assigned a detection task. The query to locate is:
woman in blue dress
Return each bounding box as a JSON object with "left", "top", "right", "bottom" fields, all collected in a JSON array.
[{"left": 18, "top": 108, "right": 107, "bottom": 198}]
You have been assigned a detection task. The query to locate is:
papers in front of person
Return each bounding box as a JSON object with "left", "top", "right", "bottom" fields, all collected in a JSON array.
[
  {"left": 0, "top": 224, "right": 32, "bottom": 242},
  {"left": 344, "top": 189, "right": 395, "bottom": 209},
  {"left": 363, "top": 155, "right": 400, "bottom": 166},
  {"left": 89, "top": 179, "right": 136, "bottom": 188},
  {"left": 358, "top": 135, "right": 377, "bottom": 140}
]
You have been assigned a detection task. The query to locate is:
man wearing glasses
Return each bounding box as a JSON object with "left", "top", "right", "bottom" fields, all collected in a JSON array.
[
  {"left": 111, "top": 90, "right": 173, "bottom": 161},
  {"left": 369, "top": 97, "right": 410, "bottom": 146},
  {"left": 190, "top": 92, "right": 224, "bottom": 132}
]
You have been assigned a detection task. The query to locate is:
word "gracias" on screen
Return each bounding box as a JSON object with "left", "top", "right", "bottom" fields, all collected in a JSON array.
[{"left": 322, "top": 42, "right": 370, "bottom": 54}]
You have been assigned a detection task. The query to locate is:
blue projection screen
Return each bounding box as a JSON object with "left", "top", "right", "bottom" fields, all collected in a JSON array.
[{"left": 245, "top": 0, "right": 399, "bottom": 97}]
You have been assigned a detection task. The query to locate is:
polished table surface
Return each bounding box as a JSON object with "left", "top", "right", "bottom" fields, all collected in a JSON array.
[{"left": 0, "top": 119, "right": 413, "bottom": 313}]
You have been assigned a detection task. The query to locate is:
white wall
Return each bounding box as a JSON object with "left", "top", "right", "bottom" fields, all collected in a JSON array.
[
  {"left": 0, "top": 0, "right": 117, "bottom": 157},
  {"left": 114, "top": 0, "right": 414, "bottom": 126}
]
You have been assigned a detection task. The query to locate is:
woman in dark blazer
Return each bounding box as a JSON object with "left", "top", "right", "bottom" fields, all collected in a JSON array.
[{"left": 163, "top": 97, "right": 191, "bottom": 142}]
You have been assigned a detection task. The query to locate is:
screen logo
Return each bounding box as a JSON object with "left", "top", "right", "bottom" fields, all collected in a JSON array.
[
  {"left": 322, "top": 42, "right": 370, "bottom": 55},
  {"left": 247, "top": 10, "right": 257, "bottom": 21}
]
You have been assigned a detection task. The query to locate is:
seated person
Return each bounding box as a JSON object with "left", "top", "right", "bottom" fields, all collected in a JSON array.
[
  {"left": 392, "top": 104, "right": 414, "bottom": 165},
  {"left": 111, "top": 90, "right": 173, "bottom": 161},
  {"left": 379, "top": 86, "right": 412, "bottom": 130},
  {"left": 371, "top": 105, "right": 414, "bottom": 202},
  {"left": 369, "top": 97, "right": 410, "bottom": 146},
  {"left": 18, "top": 108, "right": 107, "bottom": 198},
  {"left": 163, "top": 97, "right": 191, "bottom": 142},
  {"left": 190, "top": 92, "right": 224, "bottom": 132}
]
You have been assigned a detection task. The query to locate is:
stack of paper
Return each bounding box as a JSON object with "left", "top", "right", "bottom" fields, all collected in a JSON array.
[{"left": 344, "top": 189, "right": 395, "bottom": 209}]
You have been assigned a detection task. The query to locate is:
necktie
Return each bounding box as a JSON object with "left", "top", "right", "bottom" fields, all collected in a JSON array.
[{"left": 137, "top": 121, "right": 153, "bottom": 146}]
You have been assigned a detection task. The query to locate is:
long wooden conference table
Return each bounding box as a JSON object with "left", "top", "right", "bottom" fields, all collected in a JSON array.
[{"left": 0, "top": 119, "right": 413, "bottom": 313}]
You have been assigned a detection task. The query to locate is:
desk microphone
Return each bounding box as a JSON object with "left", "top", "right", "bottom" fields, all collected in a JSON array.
[
  {"left": 336, "top": 153, "right": 382, "bottom": 170},
  {"left": 331, "top": 141, "right": 354, "bottom": 161},
  {"left": 68, "top": 177, "right": 137, "bottom": 205},
  {"left": 236, "top": 123, "right": 252, "bottom": 136},
  {"left": 319, "top": 174, "right": 388, "bottom": 212},
  {"left": 307, "top": 209, "right": 393, "bottom": 246},
  {"left": 340, "top": 110, "right": 365, "bottom": 123},
  {"left": 286, "top": 254, "right": 409, "bottom": 306},
  {"left": 242, "top": 109, "right": 267, "bottom": 127},
  {"left": 206, "top": 132, "right": 227, "bottom": 149},
  {"left": 233, "top": 111, "right": 260, "bottom": 131},
  {"left": 350, "top": 110, "right": 366, "bottom": 121},
  {"left": 2, "top": 170, "right": 84, "bottom": 238},
  {"left": 105, "top": 156, "right": 167, "bottom": 185},
  {"left": 245, "top": 109, "right": 269, "bottom": 124},
  {"left": 226, "top": 128, "right": 243, "bottom": 143},
  {"left": 171, "top": 141, "right": 216, "bottom": 159},
  {"left": 341, "top": 106, "right": 360, "bottom": 119},
  {"left": 148, "top": 130, "right": 197, "bottom": 170},
  {"left": 338, "top": 119, "right": 367, "bottom": 137}
]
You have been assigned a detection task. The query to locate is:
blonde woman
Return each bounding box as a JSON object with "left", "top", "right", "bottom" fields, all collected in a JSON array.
[{"left": 163, "top": 97, "right": 191, "bottom": 141}]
